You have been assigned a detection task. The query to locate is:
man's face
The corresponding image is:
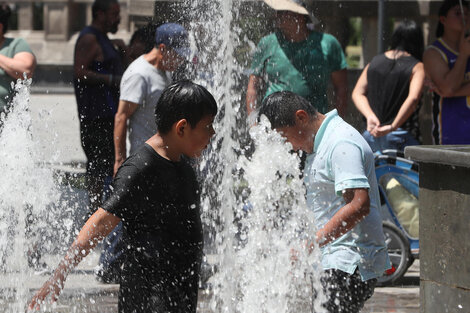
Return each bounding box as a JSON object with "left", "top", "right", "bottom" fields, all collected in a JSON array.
[
  {"left": 276, "top": 123, "right": 314, "bottom": 154},
  {"left": 161, "top": 46, "right": 185, "bottom": 72},
  {"left": 182, "top": 115, "right": 216, "bottom": 158},
  {"left": 105, "top": 3, "right": 121, "bottom": 34},
  {"left": 276, "top": 11, "right": 306, "bottom": 36}
]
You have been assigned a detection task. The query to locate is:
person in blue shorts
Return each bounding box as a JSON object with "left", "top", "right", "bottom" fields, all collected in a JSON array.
[{"left": 258, "top": 91, "right": 390, "bottom": 313}]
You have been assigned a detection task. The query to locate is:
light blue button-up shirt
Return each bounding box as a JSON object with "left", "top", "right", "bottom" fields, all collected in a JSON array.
[{"left": 304, "top": 110, "right": 390, "bottom": 281}]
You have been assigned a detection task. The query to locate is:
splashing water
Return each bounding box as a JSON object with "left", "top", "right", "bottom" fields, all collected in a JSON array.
[
  {"left": 188, "top": 1, "right": 327, "bottom": 312},
  {"left": 0, "top": 79, "right": 76, "bottom": 311}
]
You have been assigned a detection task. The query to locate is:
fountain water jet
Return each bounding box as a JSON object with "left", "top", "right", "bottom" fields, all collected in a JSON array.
[
  {"left": 0, "top": 78, "right": 77, "bottom": 312},
  {"left": 187, "top": 1, "right": 327, "bottom": 312}
]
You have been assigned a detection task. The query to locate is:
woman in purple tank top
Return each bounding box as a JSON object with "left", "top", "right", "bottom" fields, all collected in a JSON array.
[
  {"left": 424, "top": 0, "right": 470, "bottom": 144},
  {"left": 352, "top": 21, "right": 425, "bottom": 152}
]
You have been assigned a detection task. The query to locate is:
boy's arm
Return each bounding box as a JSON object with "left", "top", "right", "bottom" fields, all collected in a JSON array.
[
  {"left": 28, "top": 208, "right": 120, "bottom": 310},
  {"left": 315, "top": 188, "right": 370, "bottom": 247}
]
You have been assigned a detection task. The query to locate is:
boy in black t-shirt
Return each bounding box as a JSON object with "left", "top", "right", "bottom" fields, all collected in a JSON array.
[{"left": 29, "top": 80, "right": 217, "bottom": 313}]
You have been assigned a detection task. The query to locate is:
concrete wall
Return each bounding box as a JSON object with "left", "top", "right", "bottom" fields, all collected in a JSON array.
[{"left": 405, "top": 146, "right": 470, "bottom": 313}]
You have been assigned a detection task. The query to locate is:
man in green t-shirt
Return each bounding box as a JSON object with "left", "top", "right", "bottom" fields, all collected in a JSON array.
[
  {"left": 246, "top": 0, "right": 347, "bottom": 117},
  {"left": 0, "top": 3, "right": 36, "bottom": 116}
]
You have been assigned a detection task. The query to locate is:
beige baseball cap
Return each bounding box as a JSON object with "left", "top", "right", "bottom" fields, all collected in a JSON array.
[{"left": 263, "top": 0, "right": 318, "bottom": 24}]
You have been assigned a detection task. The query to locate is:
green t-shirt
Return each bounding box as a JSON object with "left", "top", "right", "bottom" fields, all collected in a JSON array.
[
  {"left": 0, "top": 37, "right": 34, "bottom": 112},
  {"left": 250, "top": 31, "right": 347, "bottom": 113}
]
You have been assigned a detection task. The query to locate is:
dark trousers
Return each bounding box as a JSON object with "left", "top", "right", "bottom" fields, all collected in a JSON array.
[{"left": 317, "top": 269, "right": 376, "bottom": 313}]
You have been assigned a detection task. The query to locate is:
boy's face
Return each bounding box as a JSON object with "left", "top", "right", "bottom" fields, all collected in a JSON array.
[
  {"left": 275, "top": 110, "right": 315, "bottom": 153},
  {"left": 182, "top": 114, "right": 216, "bottom": 158}
]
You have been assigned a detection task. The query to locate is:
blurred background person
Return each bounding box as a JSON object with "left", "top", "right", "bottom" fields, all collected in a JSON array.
[
  {"left": 125, "top": 22, "right": 158, "bottom": 65},
  {"left": 246, "top": 0, "right": 348, "bottom": 118},
  {"left": 423, "top": 0, "right": 470, "bottom": 144},
  {"left": 0, "top": 2, "right": 36, "bottom": 122},
  {"left": 352, "top": 20, "right": 425, "bottom": 152},
  {"left": 73, "top": 0, "right": 125, "bottom": 216}
]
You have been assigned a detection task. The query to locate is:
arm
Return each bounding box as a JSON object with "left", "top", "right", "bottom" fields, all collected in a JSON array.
[
  {"left": 246, "top": 74, "right": 262, "bottom": 116},
  {"left": 352, "top": 64, "right": 381, "bottom": 133},
  {"left": 374, "top": 62, "right": 425, "bottom": 137},
  {"left": 114, "top": 100, "right": 138, "bottom": 176},
  {"left": 28, "top": 208, "right": 120, "bottom": 310},
  {"left": 423, "top": 33, "right": 470, "bottom": 97},
  {"left": 0, "top": 51, "right": 36, "bottom": 79},
  {"left": 74, "top": 34, "right": 117, "bottom": 87},
  {"left": 330, "top": 68, "right": 348, "bottom": 118},
  {"left": 316, "top": 188, "right": 370, "bottom": 247}
]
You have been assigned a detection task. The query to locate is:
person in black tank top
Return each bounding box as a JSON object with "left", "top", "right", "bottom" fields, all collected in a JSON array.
[{"left": 352, "top": 20, "right": 425, "bottom": 152}]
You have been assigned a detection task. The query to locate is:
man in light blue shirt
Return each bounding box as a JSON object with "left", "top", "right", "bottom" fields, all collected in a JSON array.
[{"left": 258, "top": 91, "right": 390, "bottom": 313}]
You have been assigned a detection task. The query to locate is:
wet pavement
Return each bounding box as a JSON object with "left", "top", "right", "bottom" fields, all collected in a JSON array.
[{"left": 1, "top": 252, "right": 419, "bottom": 313}]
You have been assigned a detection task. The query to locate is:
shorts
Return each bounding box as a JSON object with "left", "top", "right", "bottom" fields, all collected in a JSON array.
[
  {"left": 319, "top": 269, "right": 377, "bottom": 313},
  {"left": 80, "top": 117, "right": 114, "bottom": 179}
]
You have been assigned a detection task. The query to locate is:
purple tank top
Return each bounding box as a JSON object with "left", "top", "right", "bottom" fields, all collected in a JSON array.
[{"left": 430, "top": 38, "right": 470, "bottom": 144}]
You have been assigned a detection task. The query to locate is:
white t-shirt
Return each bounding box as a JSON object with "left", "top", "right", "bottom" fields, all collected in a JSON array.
[{"left": 120, "top": 55, "right": 172, "bottom": 154}]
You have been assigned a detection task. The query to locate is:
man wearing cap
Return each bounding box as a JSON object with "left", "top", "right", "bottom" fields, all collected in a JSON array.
[
  {"left": 246, "top": 0, "right": 348, "bottom": 117},
  {"left": 94, "top": 23, "right": 190, "bottom": 282},
  {"left": 113, "top": 23, "right": 189, "bottom": 174}
]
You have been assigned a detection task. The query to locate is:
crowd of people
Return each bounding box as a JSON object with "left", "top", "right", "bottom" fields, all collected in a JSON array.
[{"left": 0, "top": 0, "right": 466, "bottom": 312}]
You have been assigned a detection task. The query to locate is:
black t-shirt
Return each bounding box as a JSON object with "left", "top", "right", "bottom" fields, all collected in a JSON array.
[
  {"left": 102, "top": 144, "right": 203, "bottom": 313},
  {"left": 367, "top": 54, "right": 421, "bottom": 139}
]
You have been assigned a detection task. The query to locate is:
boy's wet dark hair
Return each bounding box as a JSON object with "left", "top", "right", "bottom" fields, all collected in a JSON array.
[
  {"left": 390, "top": 20, "right": 424, "bottom": 61},
  {"left": 155, "top": 80, "right": 218, "bottom": 134},
  {"left": 92, "top": 0, "right": 118, "bottom": 18},
  {"left": 0, "top": 3, "right": 11, "bottom": 33},
  {"left": 258, "top": 91, "right": 318, "bottom": 129},
  {"left": 436, "top": 0, "right": 468, "bottom": 37}
]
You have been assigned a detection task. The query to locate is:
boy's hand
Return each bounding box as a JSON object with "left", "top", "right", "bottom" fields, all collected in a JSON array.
[{"left": 28, "top": 269, "right": 66, "bottom": 311}]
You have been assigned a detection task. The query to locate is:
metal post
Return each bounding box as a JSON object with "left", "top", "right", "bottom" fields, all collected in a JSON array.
[{"left": 378, "top": 0, "right": 386, "bottom": 53}]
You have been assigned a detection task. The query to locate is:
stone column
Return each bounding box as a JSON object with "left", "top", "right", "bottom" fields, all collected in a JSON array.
[
  {"left": 44, "top": 0, "right": 71, "bottom": 40},
  {"left": 405, "top": 145, "right": 470, "bottom": 313},
  {"left": 17, "top": 2, "right": 34, "bottom": 31}
]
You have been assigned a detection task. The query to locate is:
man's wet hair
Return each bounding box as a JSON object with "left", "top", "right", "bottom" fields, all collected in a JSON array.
[
  {"left": 155, "top": 80, "right": 218, "bottom": 134},
  {"left": 0, "top": 3, "right": 11, "bottom": 33},
  {"left": 258, "top": 91, "right": 318, "bottom": 129},
  {"left": 92, "top": 0, "right": 118, "bottom": 19}
]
